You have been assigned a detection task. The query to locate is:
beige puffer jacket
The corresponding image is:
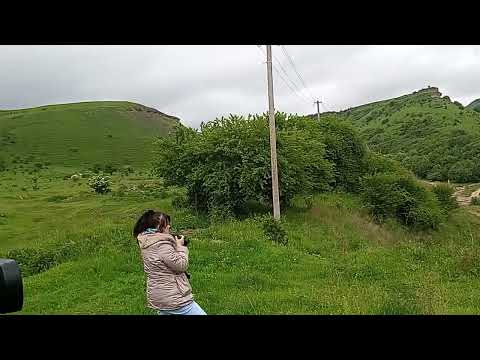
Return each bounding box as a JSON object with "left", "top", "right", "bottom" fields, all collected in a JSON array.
[{"left": 137, "top": 232, "right": 193, "bottom": 310}]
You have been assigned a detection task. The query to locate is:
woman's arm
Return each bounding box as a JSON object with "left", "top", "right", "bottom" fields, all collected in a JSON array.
[{"left": 158, "top": 242, "right": 189, "bottom": 273}]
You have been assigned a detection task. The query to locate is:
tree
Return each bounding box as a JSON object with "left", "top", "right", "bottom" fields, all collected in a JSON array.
[{"left": 153, "top": 113, "right": 334, "bottom": 216}]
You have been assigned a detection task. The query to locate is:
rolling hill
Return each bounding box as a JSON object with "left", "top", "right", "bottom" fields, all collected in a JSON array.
[
  {"left": 316, "top": 87, "right": 480, "bottom": 183},
  {"left": 0, "top": 101, "right": 181, "bottom": 171},
  {"left": 467, "top": 99, "right": 480, "bottom": 112}
]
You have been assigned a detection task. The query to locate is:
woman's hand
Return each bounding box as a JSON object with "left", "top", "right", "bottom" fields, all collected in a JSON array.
[{"left": 175, "top": 235, "right": 185, "bottom": 247}]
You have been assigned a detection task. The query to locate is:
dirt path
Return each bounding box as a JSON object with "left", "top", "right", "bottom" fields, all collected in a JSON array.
[{"left": 454, "top": 186, "right": 480, "bottom": 207}]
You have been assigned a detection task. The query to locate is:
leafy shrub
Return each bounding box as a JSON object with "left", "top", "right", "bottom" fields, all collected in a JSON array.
[
  {"left": 364, "top": 152, "right": 409, "bottom": 177},
  {"left": 471, "top": 197, "right": 480, "bottom": 206},
  {"left": 360, "top": 174, "right": 445, "bottom": 230},
  {"left": 318, "top": 118, "right": 368, "bottom": 191},
  {"left": 88, "top": 175, "right": 111, "bottom": 194},
  {"left": 432, "top": 183, "right": 458, "bottom": 212},
  {"left": 208, "top": 205, "right": 235, "bottom": 223},
  {"left": 448, "top": 160, "right": 476, "bottom": 183},
  {"left": 171, "top": 192, "right": 189, "bottom": 210},
  {"left": 153, "top": 113, "right": 334, "bottom": 217},
  {"left": 260, "top": 215, "right": 288, "bottom": 245}
]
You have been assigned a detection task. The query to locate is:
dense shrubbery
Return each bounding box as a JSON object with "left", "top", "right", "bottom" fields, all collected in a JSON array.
[
  {"left": 472, "top": 197, "right": 480, "bottom": 206},
  {"left": 363, "top": 152, "right": 410, "bottom": 177},
  {"left": 153, "top": 113, "right": 336, "bottom": 217},
  {"left": 318, "top": 118, "right": 368, "bottom": 191},
  {"left": 153, "top": 112, "right": 453, "bottom": 231},
  {"left": 360, "top": 174, "right": 445, "bottom": 230}
]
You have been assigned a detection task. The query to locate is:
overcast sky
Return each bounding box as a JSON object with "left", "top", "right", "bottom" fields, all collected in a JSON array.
[{"left": 1, "top": 45, "right": 479, "bottom": 128}]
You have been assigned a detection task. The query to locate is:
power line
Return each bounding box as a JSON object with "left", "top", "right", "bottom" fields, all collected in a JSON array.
[
  {"left": 255, "top": 46, "right": 311, "bottom": 106},
  {"left": 270, "top": 52, "right": 312, "bottom": 104},
  {"left": 280, "top": 46, "right": 315, "bottom": 101},
  {"left": 256, "top": 46, "right": 307, "bottom": 103}
]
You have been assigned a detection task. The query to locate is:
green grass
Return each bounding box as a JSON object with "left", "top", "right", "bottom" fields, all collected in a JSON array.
[
  {"left": 0, "top": 101, "right": 180, "bottom": 170},
  {"left": 4, "top": 170, "right": 480, "bottom": 315}
]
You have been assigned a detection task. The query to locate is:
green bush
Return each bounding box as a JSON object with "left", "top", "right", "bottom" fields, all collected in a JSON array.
[
  {"left": 432, "top": 183, "right": 458, "bottom": 212},
  {"left": 364, "top": 152, "right": 409, "bottom": 177},
  {"left": 471, "top": 197, "right": 480, "bottom": 206},
  {"left": 88, "top": 175, "right": 111, "bottom": 194},
  {"left": 319, "top": 118, "right": 368, "bottom": 191},
  {"left": 360, "top": 174, "right": 445, "bottom": 230},
  {"left": 260, "top": 215, "right": 288, "bottom": 245},
  {"left": 153, "top": 113, "right": 334, "bottom": 217}
]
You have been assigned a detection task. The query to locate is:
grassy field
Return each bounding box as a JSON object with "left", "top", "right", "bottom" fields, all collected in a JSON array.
[{"left": 3, "top": 169, "right": 480, "bottom": 315}]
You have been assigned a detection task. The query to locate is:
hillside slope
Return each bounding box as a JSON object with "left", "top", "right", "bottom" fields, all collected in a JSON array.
[
  {"left": 467, "top": 99, "right": 480, "bottom": 112},
  {"left": 316, "top": 87, "right": 480, "bottom": 183},
  {"left": 0, "top": 101, "right": 181, "bottom": 170}
]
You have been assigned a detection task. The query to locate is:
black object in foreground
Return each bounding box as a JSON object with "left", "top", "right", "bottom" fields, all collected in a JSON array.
[{"left": 0, "top": 259, "right": 24, "bottom": 314}]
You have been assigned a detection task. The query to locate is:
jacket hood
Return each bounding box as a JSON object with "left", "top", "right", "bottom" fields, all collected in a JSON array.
[{"left": 137, "top": 232, "right": 174, "bottom": 250}]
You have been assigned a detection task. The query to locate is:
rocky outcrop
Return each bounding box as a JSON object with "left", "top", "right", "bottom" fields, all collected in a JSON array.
[{"left": 418, "top": 86, "right": 442, "bottom": 97}]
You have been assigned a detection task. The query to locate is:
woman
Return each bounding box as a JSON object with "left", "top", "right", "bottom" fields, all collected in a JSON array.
[{"left": 133, "top": 210, "right": 206, "bottom": 315}]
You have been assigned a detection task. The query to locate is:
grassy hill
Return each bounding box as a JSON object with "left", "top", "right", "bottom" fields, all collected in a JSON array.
[
  {"left": 0, "top": 101, "right": 181, "bottom": 172},
  {"left": 467, "top": 99, "right": 480, "bottom": 112},
  {"left": 316, "top": 87, "right": 480, "bottom": 183}
]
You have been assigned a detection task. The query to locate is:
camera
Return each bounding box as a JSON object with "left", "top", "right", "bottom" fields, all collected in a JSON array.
[
  {"left": 0, "top": 259, "right": 24, "bottom": 314},
  {"left": 171, "top": 233, "right": 189, "bottom": 246},
  {"left": 170, "top": 234, "right": 190, "bottom": 279}
]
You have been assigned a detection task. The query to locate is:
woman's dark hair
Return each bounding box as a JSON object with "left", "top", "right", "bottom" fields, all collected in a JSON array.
[{"left": 133, "top": 210, "right": 171, "bottom": 238}]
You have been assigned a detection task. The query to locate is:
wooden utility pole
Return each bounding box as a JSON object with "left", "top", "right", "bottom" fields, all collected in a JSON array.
[
  {"left": 315, "top": 100, "right": 321, "bottom": 121},
  {"left": 266, "top": 45, "right": 281, "bottom": 220}
]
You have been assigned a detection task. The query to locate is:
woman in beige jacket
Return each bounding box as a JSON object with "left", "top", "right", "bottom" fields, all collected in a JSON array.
[{"left": 133, "top": 210, "right": 206, "bottom": 315}]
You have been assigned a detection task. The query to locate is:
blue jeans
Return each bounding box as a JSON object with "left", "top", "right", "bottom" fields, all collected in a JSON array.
[{"left": 157, "top": 301, "right": 207, "bottom": 315}]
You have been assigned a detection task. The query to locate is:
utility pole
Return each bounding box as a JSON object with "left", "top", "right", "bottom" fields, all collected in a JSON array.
[
  {"left": 315, "top": 100, "right": 321, "bottom": 121},
  {"left": 266, "top": 45, "right": 281, "bottom": 220}
]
